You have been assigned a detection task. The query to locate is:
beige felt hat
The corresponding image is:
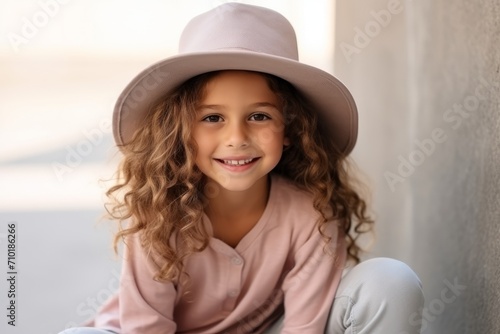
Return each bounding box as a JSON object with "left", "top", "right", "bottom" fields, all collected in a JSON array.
[{"left": 113, "top": 3, "right": 358, "bottom": 154}]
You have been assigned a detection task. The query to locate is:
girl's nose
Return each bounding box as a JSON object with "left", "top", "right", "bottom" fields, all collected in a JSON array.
[{"left": 225, "top": 121, "right": 249, "bottom": 148}]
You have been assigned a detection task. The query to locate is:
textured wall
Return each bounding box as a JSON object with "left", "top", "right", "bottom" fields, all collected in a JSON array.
[{"left": 334, "top": 1, "right": 500, "bottom": 333}]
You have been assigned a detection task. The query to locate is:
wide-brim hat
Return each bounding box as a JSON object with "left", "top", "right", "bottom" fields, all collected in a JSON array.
[{"left": 113, "top": 3, "right": 358, "bottom": 154}]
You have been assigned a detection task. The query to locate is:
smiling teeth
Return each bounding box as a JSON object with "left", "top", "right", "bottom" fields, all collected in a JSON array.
[{"left": 223, "top": 159, "right": 254, "bottom": 166}]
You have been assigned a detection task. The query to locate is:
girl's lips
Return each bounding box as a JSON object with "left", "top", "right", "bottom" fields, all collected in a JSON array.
[
  {"left": 217, "top": 157, "right": 257, "bottom": 165},
  {"left": 214, "top": 157, "right": 260, "bottom": 172}
]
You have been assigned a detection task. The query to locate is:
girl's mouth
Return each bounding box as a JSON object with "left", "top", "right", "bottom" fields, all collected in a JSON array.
[
  {"left": 217, "top": 158, "right": 258, "bottom": 166},
  {"left": 214, "top": 157, "right": 260, "bottom": 171}
]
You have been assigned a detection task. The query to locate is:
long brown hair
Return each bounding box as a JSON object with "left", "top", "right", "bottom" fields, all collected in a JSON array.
[{"left": 106, "top": 70, "right": 373, "bottom": 282}]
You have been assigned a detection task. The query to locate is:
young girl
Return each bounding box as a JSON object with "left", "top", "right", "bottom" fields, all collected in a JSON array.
[{"left": 61, "top": 3, "right": 423, "bottom": 334}]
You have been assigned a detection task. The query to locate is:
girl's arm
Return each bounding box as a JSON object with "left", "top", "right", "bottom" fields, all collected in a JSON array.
[
  {"left": 281, "top": 222, "right": 346, "bottom": 334},
  {"left": 118, "top": 233, "right": 177, "bottom": 333}
]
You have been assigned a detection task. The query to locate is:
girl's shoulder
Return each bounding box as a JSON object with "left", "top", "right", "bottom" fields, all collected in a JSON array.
[{"left": 269, "top": 174, "right": 335, "bottom": 250}]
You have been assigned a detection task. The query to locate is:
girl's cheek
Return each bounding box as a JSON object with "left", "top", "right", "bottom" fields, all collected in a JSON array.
[
  {"left": 256, "top": 129, "right": 274, "bottom": 145},
  {"left": 256, "top": 127, "right": 285, "bottom": 145}
]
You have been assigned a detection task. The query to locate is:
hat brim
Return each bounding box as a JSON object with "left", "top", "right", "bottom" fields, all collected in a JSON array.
[{"left": 114, "top": 50, "right": 358, "bottom": 154}]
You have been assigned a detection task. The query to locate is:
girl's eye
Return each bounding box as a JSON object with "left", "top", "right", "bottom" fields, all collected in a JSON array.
[
  {"left": 249, "top": 113, "right": 270, "bottom": 121},
  {"left": 202, "top": 115, "right": 223, "bottom": 122}
]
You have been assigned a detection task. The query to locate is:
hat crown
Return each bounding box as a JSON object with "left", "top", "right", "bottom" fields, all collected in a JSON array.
[{"left": 179, "top": 3, "right": 299, "bottom": 60}]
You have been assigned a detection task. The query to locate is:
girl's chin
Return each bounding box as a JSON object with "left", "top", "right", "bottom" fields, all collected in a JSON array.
[{"left": 204, "top": 175, "right": 268, "bottom": 195}]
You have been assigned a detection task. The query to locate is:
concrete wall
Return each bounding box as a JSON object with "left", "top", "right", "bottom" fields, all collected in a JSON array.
[{"left": 334, "top": 1, "right": 500, "bottom": 333}]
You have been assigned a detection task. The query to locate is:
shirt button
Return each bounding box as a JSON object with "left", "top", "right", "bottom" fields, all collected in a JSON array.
[
  {"left": 228, "top": 290, "right": 239, "bottom": 297},
  {"left": 231, "top": 257, "right": 243, "bottom": 265}
]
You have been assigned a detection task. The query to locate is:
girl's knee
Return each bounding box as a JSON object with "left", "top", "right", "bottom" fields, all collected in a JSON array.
[
  {"left": 330, "top": 258, "right": 424, "bottom": 333},
  {"left": 362, "top": 257, "right": 422, "bottom": 289},
  {"left": 340, "top": 257, "right": 424, "bottom": 304}
]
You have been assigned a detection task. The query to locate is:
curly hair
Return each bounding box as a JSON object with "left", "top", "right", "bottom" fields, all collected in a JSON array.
[{"left": 106, "top": 70, "right": 373, "bottom": 283}]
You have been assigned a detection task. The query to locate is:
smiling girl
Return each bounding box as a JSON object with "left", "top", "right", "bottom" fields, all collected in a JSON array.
[{"left": 60, "top": 3, "right": 423, "bottom": 334}]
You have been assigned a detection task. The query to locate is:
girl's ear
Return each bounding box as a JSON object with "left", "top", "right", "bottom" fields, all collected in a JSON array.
[{"left": 284, "top": 137, "right": 291, "bottom": 146}]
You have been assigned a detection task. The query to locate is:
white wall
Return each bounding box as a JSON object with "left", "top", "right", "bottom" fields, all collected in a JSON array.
[{"left": 334, "top": 0, "right": 500, "bottom": 333}]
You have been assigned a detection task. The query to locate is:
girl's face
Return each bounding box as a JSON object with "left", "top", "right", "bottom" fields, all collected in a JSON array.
[{"left": 192, "top": 71, "right": 290, "bottom": 193}]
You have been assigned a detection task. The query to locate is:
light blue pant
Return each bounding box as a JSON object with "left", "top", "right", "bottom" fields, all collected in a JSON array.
[{"left": 59, "top": 258, "right": 424, "bottom": 334}]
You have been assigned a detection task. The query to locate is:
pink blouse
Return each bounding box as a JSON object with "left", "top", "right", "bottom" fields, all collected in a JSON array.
[{"left": 92, "top": 174, "right": 346, "bottom": 333}]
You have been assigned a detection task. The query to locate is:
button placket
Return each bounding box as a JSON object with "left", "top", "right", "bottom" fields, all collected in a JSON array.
[{"left": 223, "top": 253, "right": 244, "bottom": 311}]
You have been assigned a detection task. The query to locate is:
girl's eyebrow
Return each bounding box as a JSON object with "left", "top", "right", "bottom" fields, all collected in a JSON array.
[
  {"left": 248, "top": 102, "right": 279, "bottom": 110},
  {"left": 197, "top": 102, "right": 279, "bottom": 111},
  {"left": 196, "top": 104, "right": 226, "bottom": 111}
]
